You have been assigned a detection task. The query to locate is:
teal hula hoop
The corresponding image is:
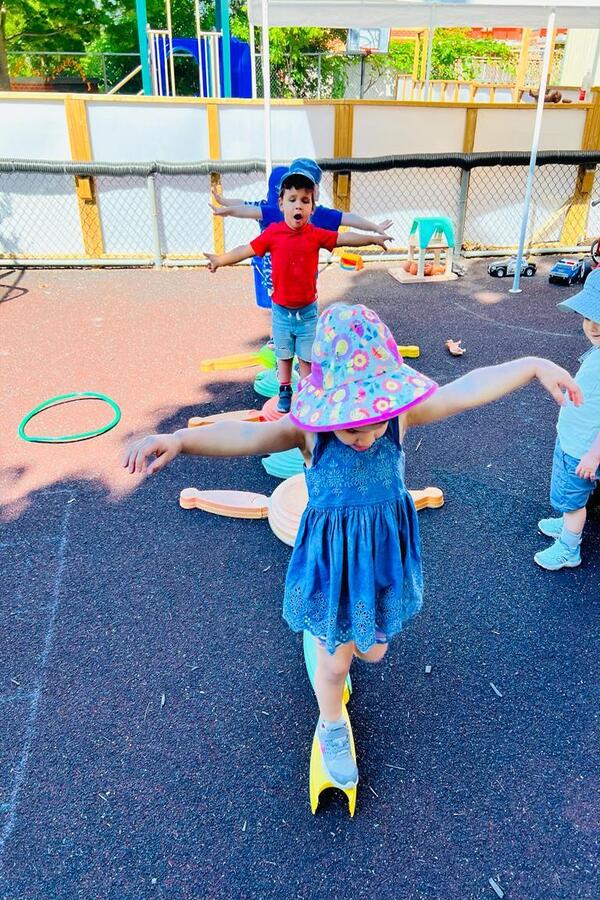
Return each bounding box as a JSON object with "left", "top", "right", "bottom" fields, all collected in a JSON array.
[{"left": 18, "top": 392, "right": 121, "bottom": 443}]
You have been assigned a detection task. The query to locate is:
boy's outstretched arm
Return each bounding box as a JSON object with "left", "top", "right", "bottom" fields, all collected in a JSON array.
[
  {"left": 336, "top": 231, "right": 390, "bottom": 249},
  {"left": 209, "top": 202, "right": 263, "bottom": 220},
  {"left": 211, "top": 185, "right": 247, "bottom": 208},
  {"left": 204, "top": 244, "right": 255, "bottom": 271},
  {"left": 341, "top": 213, "right": 393, "bottom": 236},
  {"left": 123, "top": 417, "right": 306, "bottom": 476},
  {"left": 405, "top": 357, "right": 583, "bottom": 428}
]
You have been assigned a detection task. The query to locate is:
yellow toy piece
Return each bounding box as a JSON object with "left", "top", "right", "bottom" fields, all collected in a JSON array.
[
  {"left": 397, "top": 345, "right": 420, "bottom": 359},
  {"left": 199, "top": 345, "right": 276, "bottom": 373},
  {"left": 309, "top": 704, "right": 357, "bottom": 817},
  {"left": 199, "top": 352, "right": 261, "bottom": 372}
]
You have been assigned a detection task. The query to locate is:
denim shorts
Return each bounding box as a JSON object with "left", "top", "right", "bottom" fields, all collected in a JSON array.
[
  {"left": 550, "top": 438, "right": 600, "bottom": 513},
  {"left": 271, "top": 301, "right": 318, "bottom": 361}
]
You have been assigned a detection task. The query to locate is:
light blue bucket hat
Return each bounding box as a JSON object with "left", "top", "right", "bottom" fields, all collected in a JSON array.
[{"left": 558, "top": 267, "right": 600, "bottom": 321}]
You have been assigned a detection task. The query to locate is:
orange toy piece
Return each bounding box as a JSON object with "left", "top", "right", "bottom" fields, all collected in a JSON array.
[
  {"left": 410, "top": 487, "right": 444, "bottom": 510},
  {"left": 179, "top": 488, "right": 269, "bottom": 518},
  {"left": 445, "top": 339, "right": 466, "bottom": 356},
  {"left": 261, "top": 395, "right": 286, "bottom": 422},
  {"left": 188, "top": 409, "right": 264, "bottom": 428}
]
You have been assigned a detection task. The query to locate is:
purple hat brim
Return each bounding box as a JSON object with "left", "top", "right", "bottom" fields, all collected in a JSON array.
[{"left": 289, "top": 363, "right": 439, "bottom": 432}]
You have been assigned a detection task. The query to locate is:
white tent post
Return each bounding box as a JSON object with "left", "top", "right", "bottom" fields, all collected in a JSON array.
[
  {"left": 509, "top": 10, "right": 556, "bottom": 295},
  {"left": 261, "top": 0, "right": 273, "bottom": 181}
]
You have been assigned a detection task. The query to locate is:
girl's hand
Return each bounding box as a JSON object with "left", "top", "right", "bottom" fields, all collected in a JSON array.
[
  {"left": 374, "top": 234, "right": 392, "bottom": 247},
  {"left": 376, "top": 219, "right": 393, "bottom": 235},
  {"left": 576, "top": 451, "right": 600, "bottom": 481},
  {"left": 208, "top": 201, "right": 230, "bottom": 217},
  {"left": 204, "top": 252, "right": 220, "bottom": 272},
  {"left": 122, "top": 433, "right": 182, "bottom": 476},
  {"left": 534, "top": 360, "right": 583, "bottom": 406}
]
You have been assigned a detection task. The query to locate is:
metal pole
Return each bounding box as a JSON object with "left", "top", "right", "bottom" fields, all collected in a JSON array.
[
  {"left": 510, "top": 10, "right": 556, "bottom": 294},
  {"left": 135, "top": 0, "right": 153, "bottom": 95},
  {"left": 165, "top": 0, "right": 176, "bottom": 96},
  {"left": 216, "top": 0, "right": 232, "bottom": 98},
  {"left": 317, "top": 53, "right": 322, "bottom": 99},
  {"left": 148, "top": 28, "right": 158, "bottom": 95},
  {"left": 147, "top": 174, "right": 162, "bottom": 267},
  {"left": 261, "top": 0, "right": 272, "bottom": 180},
  {"left": 101, "top": 54, "right": 108, "bottom": 93},
  {"left": 249, "top": 24, "right": 257, "bottom": 98},
  {"left": 455, "top": 168, "right": 470, "bottom": 252},
  {"left": 424, "top": 11, "right": 434, "bottom": 101},
  {"left": 193, "top": 0, "right": 205, "bottom": 98}
]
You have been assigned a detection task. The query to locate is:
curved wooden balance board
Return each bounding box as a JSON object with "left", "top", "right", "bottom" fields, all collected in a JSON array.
[
  {"left": 179, "top": 488, "right": 269, "bottom": 519},
  {"left": 268, "top": 477, "right": 445, "bottom": 547},
  {"left": 309, "top": 703, "right": 357, "bottom": 817},
  {"left": 180, "top": 478, "right": 443, "bottom": 542},
  {"left": 187, "top": 409, "right": 264, "bottom": 428}
]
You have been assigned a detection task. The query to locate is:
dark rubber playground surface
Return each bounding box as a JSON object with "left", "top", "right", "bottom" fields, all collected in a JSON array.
[{"left": 0, "top": 259, "right": 598, "bottom": 899}]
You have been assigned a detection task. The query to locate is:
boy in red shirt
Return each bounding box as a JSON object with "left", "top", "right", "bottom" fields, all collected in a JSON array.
[{"left": 205, "top": 167, "right": 390, "bottom": 412}]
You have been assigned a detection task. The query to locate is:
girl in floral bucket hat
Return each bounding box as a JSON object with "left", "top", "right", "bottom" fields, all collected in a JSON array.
[{"left": 123, "top": 304, "right": 581, "bottom": 796}]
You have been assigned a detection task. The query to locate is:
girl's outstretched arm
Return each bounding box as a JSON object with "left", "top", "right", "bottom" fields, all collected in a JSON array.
[
  {"left": 123, "top": 417, "right": 306, "bottom": 476},
  {"left": 405, "top": 357, "right": 583, "bottom": 428}
]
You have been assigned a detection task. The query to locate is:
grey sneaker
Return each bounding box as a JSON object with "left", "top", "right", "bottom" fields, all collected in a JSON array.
[
  {"left": 276, "top": 384, "right": 293, "bottom": 414},
  {"left": 317, "top": 719, "right": 358, "bottom": 789},
  {"left": 534, "top": 538, "right": 581, "bottom": 571},
  {"left": 538, "top": 515, "right": 564, "bottom": 539}
]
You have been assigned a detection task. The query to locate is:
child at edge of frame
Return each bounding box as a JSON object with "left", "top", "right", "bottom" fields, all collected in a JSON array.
[
  {"left": 122, "top": 302, "right": 582, "bottom": 793},
  {"left": 204, "top": 164, "right": 391, "bottom": 414},
  {"left": 534, "top": 267, "right": 600, "bottom": 571}
]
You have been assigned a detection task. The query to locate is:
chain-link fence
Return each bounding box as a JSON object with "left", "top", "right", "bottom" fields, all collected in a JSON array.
[{"left": 2, "top": 154, "right": 600, "bottom": 266}]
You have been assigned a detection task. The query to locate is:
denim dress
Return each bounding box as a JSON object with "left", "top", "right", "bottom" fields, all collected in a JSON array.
[{"left": 283, "top": 418, "right": 423, "bottom": 654}]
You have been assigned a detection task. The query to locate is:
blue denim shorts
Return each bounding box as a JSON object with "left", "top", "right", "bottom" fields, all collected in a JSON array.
[
  {"left": 271, "top": 301, "right": 318, "bottom": 361},
  {"left": 550, "top": 438, "right": 600, "bottom": 513}
]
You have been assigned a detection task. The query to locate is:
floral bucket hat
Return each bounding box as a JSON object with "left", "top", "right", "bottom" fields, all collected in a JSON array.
[{"left": 290, "top": 303, "right": 438, "bottom": 432}]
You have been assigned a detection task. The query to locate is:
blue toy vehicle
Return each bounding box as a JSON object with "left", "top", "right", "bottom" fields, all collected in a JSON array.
[{"left": 548, "top": 257, "right": 589, "bottom": 285}]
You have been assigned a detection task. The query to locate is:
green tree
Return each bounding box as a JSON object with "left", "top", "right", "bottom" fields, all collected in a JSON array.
[
  {"left": 431, "top": 29, "right": 513, "bottom": 80},
  {"left": 1, "top": 0, "right": 127, "bottom": 89}
]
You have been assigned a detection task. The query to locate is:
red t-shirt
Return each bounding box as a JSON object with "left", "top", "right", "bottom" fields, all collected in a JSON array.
[{"left": 250, "top": 221, "right": 338, "bottom": 309}]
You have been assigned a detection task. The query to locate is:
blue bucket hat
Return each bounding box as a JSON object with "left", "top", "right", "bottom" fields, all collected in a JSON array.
[
  {"left": 279, "top": 157, "right": 322, "bottom": 190},
  {"left": 558, "top": 267, "right": 600, "bottom": 322}
]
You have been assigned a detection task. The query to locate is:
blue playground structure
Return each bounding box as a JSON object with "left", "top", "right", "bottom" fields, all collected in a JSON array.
[{"left": 150, "top": 34, "right": 251, "bottom": 98}]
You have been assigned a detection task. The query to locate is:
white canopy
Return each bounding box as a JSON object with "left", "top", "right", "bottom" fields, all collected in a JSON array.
[{"left": 248, "top": 1, "right": 600, "bottom": 29}]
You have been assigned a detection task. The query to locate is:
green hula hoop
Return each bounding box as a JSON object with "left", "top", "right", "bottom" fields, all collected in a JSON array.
[{"left": 18, "top": 391, "right": 121, "bottom": 444}]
